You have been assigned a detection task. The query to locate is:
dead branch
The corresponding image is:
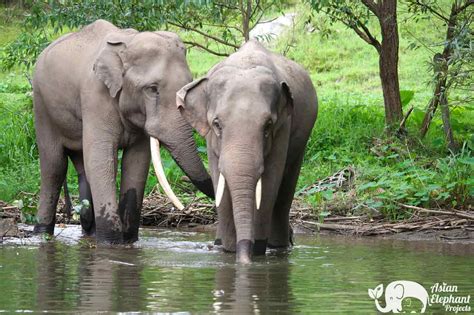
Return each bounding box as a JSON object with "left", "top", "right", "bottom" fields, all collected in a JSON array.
[{"left": 397, "top": 203, "right": 474, "bottom": 220}]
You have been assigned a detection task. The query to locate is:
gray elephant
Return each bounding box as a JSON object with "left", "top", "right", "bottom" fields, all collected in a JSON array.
[
  {"left": 177, "top": 40, "right": 317, "bottom": 263},
  {"left": 33, "top": 20, "right": 214, "bottom": 243}
]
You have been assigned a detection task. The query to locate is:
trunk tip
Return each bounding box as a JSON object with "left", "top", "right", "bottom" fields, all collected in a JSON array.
[{"left": 236, "top": 239, "right": 253, "bottom": 264}]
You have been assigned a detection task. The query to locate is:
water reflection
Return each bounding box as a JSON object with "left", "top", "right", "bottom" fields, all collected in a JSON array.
[
  {"left": 35, "top": 242, "right": 145, "bottom": 312},
  {"left": 0, "top": 230, "right": 472, "bottom": 313},
  {"left": 213, "top": 253, "right": 294, "bottom": 314}
]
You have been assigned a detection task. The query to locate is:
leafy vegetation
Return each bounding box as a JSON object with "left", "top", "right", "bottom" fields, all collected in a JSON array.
[{"left": 0, "top": 2, "right": 472, "bottom": 222}]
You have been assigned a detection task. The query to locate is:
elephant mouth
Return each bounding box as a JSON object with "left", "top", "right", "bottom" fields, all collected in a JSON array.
[
  {"left": 215, "top": 172, "right": 262, "bottom": 210},
  {"left": 149, "top": 137, "right": 185, "bottom": 210}
]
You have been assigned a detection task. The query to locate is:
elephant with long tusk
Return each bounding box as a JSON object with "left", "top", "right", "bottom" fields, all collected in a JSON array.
[
  {"left": 32, "top": 20, "right": 214, "bottom": 244},
  {"left": 177, "top": 40, "right": 317, "bottom": 263}
]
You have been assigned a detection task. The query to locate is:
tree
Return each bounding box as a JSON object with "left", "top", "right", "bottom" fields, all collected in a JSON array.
[
  {"left": 307, "top": 0, "right": 404, "bottom": 132},
  {"left": 0, "top": 0, "right": 283, "bottom": 70},
  {"left": 407, "top": 0, "right": 473, "bottom": 151}
]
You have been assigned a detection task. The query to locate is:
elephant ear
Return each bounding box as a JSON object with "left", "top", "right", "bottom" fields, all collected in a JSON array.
[
  {"left": 176, "top": 77, "right": 210, "bottom": 137},
  {"left": 394, "top": 284, "right": 405, "bottom": 299},
  {"left": 280, "top": 81, "right": 294, "bottom": 117},
  {"left": 93, "top": 30, "right": 136, "bottom": 98}
]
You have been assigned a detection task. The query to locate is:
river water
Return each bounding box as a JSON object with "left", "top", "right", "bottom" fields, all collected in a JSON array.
[{"left": 0, "top": 226, "right": 473, "bottom": 313}]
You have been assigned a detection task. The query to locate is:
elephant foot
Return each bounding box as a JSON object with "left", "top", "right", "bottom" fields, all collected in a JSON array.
[
  {"left": 33, "top": 223, "right": 55, "bottom": 235},
  {"left": 95, "top": 229, "right": 124, "bottom": 244},
  {"left": 95, "top": 219, "right": 123, "bottom": 244},
  {"left": 267, "top": 243, "right": 290, "bottom": 249},
  {"left": 236, "top": 239, "right": 253, "bottom": 264},
  {"left": 253, "top": 239, "right": 267, "bottom": 255},
  {"left": 81, "top": 220, "right": 96, "bottom": 237},
  {"left": 123, "top": 231, "right": 139, "bottom": 244},
  {"left": 80, "top": 207, "right": 95, "bottom": 234}
]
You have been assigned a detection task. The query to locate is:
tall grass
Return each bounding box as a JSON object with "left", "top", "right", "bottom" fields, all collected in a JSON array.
[{"left": 0, "top": 74, "right": 39, "bottom": 200}]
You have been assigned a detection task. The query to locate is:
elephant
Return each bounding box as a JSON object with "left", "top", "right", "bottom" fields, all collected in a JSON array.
[
  {"left": 32, "top": 20, "right": 214, "bottom": 243},
  {"left": 368, "top": 281, "right": 430, "bottom": 313},
  {"left": 177, "top": 40, "right": 318, "bottom": 263}
]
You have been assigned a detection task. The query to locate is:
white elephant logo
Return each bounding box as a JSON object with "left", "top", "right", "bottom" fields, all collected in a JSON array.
[{"left": 368, "top": 281, "right": 430, "bottom": 313}]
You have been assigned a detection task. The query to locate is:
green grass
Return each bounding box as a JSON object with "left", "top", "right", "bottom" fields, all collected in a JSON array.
[{"left": 0, "top": 2, "right": 472, "bottom": 220}]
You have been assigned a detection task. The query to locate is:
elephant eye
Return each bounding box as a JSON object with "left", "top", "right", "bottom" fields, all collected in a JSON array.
[
  {"left": 146, "top": 85, "right": 159, "bottom": 96},
  {"left": 264, "top": 120, "right": 273, "bottom": 138},
  {"left": 213, "top": 118, "right": 222, "bottom": 136}
]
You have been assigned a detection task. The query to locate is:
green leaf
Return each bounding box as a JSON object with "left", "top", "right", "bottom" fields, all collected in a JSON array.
[
  {"left": 321, "top": 189, "right": 334, "bottom": 200},
  {"left": 358, "top": 181, "right": 378, "bottom": 191},
  {"left": 400, "top": 90, "right": 415, "bottom": 107},
  {"left": 458, "top": 157, "right": 474, "bottom": 165}
]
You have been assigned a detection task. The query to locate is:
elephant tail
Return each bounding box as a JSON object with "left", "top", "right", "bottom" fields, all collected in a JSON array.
[{"left": 62, "top": 179, "right": 72, "bottom": 223}]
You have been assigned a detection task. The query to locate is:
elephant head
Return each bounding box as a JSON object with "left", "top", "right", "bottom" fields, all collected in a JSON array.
[
  {"left": 93, "top": 30, "right": 214, "bottom": 201},
  {"left": 177, "top": 65, "right": 293, "bottom": 263}
]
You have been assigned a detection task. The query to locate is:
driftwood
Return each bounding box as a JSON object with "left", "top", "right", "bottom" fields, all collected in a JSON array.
[
  {"left": 397, "top": 202, "right": 474, "bottom": 220},
  {"left": 1, "top": 179, "right": 472, "bottom": 238},
  {"left": 294, "top": 210, "right": 472, "bottom": 236}
]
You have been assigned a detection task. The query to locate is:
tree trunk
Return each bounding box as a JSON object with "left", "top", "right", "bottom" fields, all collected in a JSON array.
[
  {"left": 240, "top": 0, "right": 251, "bottom": 42},
  {"left": 419, "top": 2, "right": 462, "bottom": 151},
  {"left": 420, "top": 80, "right": 441, "bottom": 138},
  {"left": 378, "top": 0, "right": 403, "bottom": 131},
  {"left": 439, "top": 87, "right": 457, "bottom": 152}
]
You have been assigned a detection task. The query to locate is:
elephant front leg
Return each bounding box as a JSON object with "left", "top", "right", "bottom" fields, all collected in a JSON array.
[
  {"left": 83, "top": 136, "right": 122, "bottom": 244},
  {"left": 253, "top": 146, "right": 288, "bottom": 255},
  {"left": 119, "top": 137, "right": 150, "bottom": 243},
  {"left": 268, "top": 150, "right": 305, "bottom": 248}
]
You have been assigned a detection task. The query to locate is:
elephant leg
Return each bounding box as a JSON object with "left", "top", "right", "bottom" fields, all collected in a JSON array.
[
  {"left": 253, "top": 127, "right": 291, "bottom": 255},
  {"left": 268, "top": 150, "right": 305, "bottom": 248},
  {"left": 83, "top": 130, "right": 122, "bottom": 243},
  {"left": 208, "top": 147, "right": 236, "bottom": 249},
  {"left": 216, "top": 192, "right": 235, "bottom": 251},
  {"left": 252, "top": 164, "right": 285, "bottom": 255},
  {"left": 119, "top": 137, "right": 150, "bottom": 243},
  {"left": 70, "top": 151, "right": 95, "bottom": 236},
  {"left": 34, "top": 114, "right": 68, "bottom": 234}
]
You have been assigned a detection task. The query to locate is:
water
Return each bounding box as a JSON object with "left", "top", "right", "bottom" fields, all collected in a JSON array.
[{"left": 0, "top": 226, "right": 473, "bottom": 313}]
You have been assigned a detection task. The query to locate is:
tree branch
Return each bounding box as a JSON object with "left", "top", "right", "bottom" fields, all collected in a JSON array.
[
  {"left": 361, "top": 0, "right": 379, "bottom": 16},
  {"left": 248, "top": 6, "right": 267, "bottom": 33},
  {"left": 200, "top": 22, "right": 244, "bottom": 35},
  {"left": 213, "top": 1, "right": 239, "bottom": 10},
  {"left": 454, "top": 0, "right": 474, "bottom": 15},
  {"left": 168, "top": 21, "right": 240, "bottom": 49},
  {"left": 327, "top": 6, "right": 381, "bottom": 53},
  {"left": 183, "top": 41, "right": 230, "bottom": 57},
  {"left": 412, "top": 0, "right": 450, "bottom": 23}
]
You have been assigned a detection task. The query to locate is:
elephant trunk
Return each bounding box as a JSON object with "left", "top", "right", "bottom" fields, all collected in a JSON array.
[
  {"left": 220, "top": 145, "right": 263, "bottom": 264},
  {"left": 160, "top": 120, "right": 215, "bottom": 199}
]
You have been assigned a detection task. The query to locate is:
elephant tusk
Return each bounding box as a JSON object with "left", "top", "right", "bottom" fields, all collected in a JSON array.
[
  {"left": 150, "top": 137, "right": 185, "bottom": 210},
  {"left": 215, "top": 173, "right": 226, "bottom": 207},
  {"left": 256, "top": 177, "right": 262, "bottom": 210}
]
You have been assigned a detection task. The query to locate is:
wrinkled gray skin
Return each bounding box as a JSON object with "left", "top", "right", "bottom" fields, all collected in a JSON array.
[
  {"left": 33, "top": 20, "right": 214, "bottom": 243},
  {"left": 178, "top": 41, "right": 317, "bottom": 263}
]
